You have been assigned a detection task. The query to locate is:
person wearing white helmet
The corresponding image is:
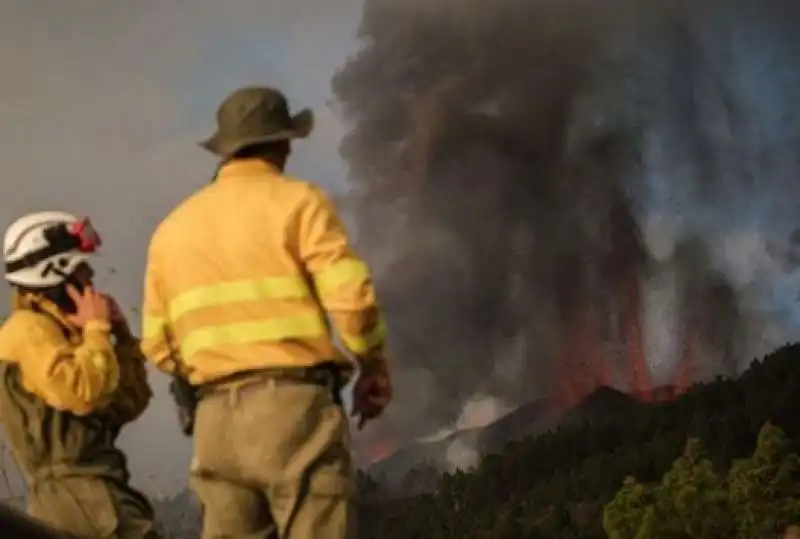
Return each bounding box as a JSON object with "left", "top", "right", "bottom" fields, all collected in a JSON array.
[{"left": 0, "top": 211, "right": 160, "bottom": 539}]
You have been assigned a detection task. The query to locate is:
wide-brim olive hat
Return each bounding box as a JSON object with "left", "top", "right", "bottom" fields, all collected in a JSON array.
[{"left": 199, "top": 86, "right": 314, "bottom": 159}]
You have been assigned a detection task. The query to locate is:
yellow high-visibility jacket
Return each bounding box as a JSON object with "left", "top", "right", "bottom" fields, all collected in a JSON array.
[
  {"left": 140, "top": 159, "right": 387, "bottom": 385},
  {"left": 0, "top": 292, "right": 120, "bottom": 416},
  {"left": 102, "top": 333, "right": 153, "bottom": 427}
]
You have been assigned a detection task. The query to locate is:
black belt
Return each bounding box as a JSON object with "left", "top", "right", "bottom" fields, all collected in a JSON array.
[{"left": 197, "top": 362, "right": 347, "bottom": 406}]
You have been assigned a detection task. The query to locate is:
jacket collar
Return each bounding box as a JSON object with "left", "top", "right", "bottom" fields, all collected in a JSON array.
[
  {"left": 216, "top": 158, "right": 281, "bottom": 181},
  {"left": 11, "top": 290, "right": 80, "bottom": 342}
]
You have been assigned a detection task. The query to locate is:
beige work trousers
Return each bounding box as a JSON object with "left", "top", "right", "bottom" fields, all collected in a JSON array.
[
  {"left": 190, "top": 377, "right": 355, "bottom": 539},
  {"left": 28, "top": 473, "right": 160, "bottom": 539}
]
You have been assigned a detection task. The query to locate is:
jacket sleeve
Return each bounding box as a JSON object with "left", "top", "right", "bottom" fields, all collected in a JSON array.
[
  {"left": 7, "top": 312, "right": 120, "bottom": 416},
  {"left": 293, "top": 186, "right": 388, "bottom": 368},
  {"left": 140, "top": 239, "right": 180, "bottom": 375},
  {"left": 102, "top": 336, "right": 153, "bottom": 425}
]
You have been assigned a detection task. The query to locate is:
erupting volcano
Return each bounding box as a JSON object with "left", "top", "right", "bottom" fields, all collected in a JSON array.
[{"left": 334, "top": 0, "right": 800, "bottom": 450}]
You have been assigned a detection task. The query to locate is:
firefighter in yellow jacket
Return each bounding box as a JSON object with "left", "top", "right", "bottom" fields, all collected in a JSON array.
[
  {"left": 0, "top": 211, "right": 159, "bottom": 538},
  {"left": 141, "top": 86, "right": 393, "bottom": 539}
]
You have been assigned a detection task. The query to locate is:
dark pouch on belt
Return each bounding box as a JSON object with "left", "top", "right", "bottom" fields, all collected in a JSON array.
[
  {"left": 169, "top": 375, "right": 199, "bottom": 436},
  {"left": 305, "top": 362, "right": 346, "bottom": 406}
]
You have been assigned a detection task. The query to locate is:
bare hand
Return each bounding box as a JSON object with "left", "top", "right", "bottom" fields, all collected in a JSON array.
[
  {"left": 351, "top": 364, "right": 392, "bottom": 430},
  {"left": 66, "top": 285, "right": 110, "bottom": 328}
]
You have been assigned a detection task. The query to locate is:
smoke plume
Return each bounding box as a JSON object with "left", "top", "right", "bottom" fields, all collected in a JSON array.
[{"left": 332, "top": 0, "right": 800, "bottom": 452}]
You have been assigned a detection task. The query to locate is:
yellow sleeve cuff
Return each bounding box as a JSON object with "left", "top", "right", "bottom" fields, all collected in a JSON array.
[{"left": 83, "top": 320, "right": 112, "bottom": 349}]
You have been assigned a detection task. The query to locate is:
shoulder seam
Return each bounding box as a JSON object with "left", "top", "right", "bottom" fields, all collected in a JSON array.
[{"left": 7, "top": 309, "right": 65, "bottom": 335}]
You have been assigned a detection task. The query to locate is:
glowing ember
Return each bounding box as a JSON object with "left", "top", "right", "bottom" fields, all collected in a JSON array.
[
  {"left": 620, "top": 272, "right": 652, "bottom": 400},
  {"left": 366, "top": 439, "right": 396, "bottom": 464},
  {"left": 671, "top": 326, "right": 698, "bottom": 393}
]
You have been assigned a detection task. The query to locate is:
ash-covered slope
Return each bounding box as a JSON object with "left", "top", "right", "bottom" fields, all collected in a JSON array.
[{"left": 368, "top": 385, "right": 648, "bottom": 492}]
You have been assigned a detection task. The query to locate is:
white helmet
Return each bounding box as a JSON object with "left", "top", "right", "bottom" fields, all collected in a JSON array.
[{"left": 3, "top": 211, "right": 102, "bottom": 288}]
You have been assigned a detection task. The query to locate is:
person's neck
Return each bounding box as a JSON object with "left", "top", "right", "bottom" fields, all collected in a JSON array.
[
  {"left": 229, "top": 154, "right": 285, "bottom": 171},
  {"left": 257, "top": 155, "right": 285, "bottom": 172}
]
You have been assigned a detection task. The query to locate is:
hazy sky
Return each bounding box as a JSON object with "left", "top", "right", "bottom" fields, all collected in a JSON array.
[{"left": 0, "top": 0, "right": 364, "bottom": 495}]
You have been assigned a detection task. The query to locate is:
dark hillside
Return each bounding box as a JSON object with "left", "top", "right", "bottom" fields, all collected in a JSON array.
[{"left": 359, "top": 343, "right": 800, "bottom": 538}]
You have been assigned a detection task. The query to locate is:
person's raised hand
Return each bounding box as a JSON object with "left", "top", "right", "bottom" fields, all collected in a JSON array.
[{"left": 66, "top": 285, "right": 110, "bottom": 328}]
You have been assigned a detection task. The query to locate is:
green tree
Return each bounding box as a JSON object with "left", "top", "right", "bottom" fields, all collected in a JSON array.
[
  {"left": 649, "top": 438, "right": 733, "bottom": 538},
  {"left": 605, "top": 439, "right": 734, "bottom": 539},
  {"left": 603, "top": 476, "right": 653, "bottom": 539},
  {"left": 728, "top": 422, "right": 800, "bottom": 538}
]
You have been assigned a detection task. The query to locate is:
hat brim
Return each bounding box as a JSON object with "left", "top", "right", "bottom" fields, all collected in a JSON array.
[{"left": 198, "top": 108, "right": 315, "bottom": 158}]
